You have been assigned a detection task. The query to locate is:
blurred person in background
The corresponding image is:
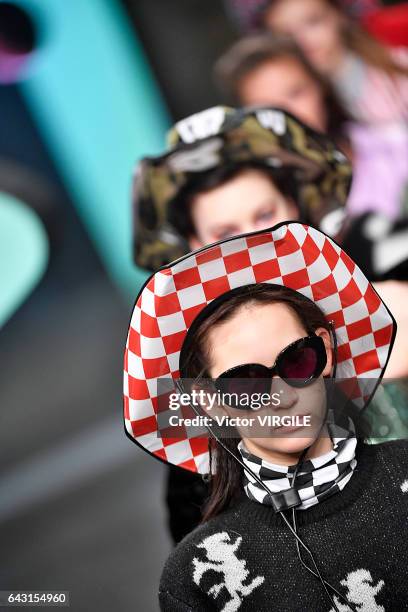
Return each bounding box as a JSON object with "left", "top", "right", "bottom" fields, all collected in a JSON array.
[
  {"left": 215, "top": 32, "right": 408, "bottom": 227},
  {"left": 215, "top": 34, "right": 350, "bottom": 150},
  {"left": 133, "top": 106, "right": 350, "bottom": 271},
  {"left": 225, "top": 0, "right": 408, "bottom": 220},
  {"left": 165, "top": 161, "right": 298, "bottom": 251},
  {"left": 216, "top": 32, "right": 408, "bottom": 373},
  {"left": 224, "top": 0, "right": 383, "bottom": 31}
]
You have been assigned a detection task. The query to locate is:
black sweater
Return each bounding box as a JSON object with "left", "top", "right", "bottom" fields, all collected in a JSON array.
[{"left": 159, "top": 440, "right": 408, "bottom": 611}]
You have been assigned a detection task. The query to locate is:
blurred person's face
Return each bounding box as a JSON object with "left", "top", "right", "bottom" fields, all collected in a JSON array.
[
  {"left": 188, "top": 169, "right": 298, "bottom": 250},
  {"left": 205, "top": 301, "right": 333, "bottom": 464},
  {"left": 263, "top": 0, "right": 346, "bottom": 74},
  {"left": 238, "top": 57, "right": 328, "bottom": 133}
]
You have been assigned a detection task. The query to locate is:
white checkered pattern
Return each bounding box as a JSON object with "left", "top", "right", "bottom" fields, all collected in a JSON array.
[{"left": 124, "top": 223, "right": 395, "bottom": 473}]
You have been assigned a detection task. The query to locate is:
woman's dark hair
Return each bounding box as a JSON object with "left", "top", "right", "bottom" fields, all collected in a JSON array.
[
  {"left": 215, "top": 34, "right": 350, "bottom": 143},
  {"left": 181, "top": 283, "right": 331, "bottom": 521},
  {"left": 167, "top": 161, "right": 300, "bottom": 240}
]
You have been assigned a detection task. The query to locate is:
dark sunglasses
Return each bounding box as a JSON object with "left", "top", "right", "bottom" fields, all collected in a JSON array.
[{"left": 214, "top": 335, "right": 327, "bottom": 409}]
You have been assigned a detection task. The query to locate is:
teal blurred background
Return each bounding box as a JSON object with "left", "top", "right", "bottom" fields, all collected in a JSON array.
[{"left": 0, "top": 1, "right": 234, "bottom": 610}]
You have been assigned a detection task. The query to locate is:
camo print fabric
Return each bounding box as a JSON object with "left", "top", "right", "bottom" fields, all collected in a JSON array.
[{"left": 133, "top": 107, "right": 352, "bottom": 271}]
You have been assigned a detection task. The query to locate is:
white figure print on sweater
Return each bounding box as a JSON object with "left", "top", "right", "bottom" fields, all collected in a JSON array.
[
  {"left": 192, "top": 531, "right": 265, "bottom": 612},
  {"left": 329, "top": 569, "right": 385, "bottom": 612}
]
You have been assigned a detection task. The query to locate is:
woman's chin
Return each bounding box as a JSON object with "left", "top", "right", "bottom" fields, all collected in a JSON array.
[{"left": 246, "top": 435, "right": 319, "bottom": 461}]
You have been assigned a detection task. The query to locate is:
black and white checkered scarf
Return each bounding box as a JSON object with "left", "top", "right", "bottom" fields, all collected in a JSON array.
[{"left": 238, "top": 415, "right": 357, "bottom": 510}]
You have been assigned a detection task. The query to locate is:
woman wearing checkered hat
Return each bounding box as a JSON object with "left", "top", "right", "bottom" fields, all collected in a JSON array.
[{"left": 124, "top": 222, "right": 408, "bottom": 611}]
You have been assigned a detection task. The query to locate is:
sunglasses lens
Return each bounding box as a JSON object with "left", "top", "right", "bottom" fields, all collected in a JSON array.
[
  {"left": 215, "top": 336, "right": 327, "bottom": 403},
  {"left": 216, "top": 365, "right": 270, "bottom": 409},
  {"left": 279, "top": 338, "right": 325, "bottom": 386}
]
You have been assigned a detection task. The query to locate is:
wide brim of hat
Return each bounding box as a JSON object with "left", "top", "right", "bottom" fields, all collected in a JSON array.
[
  {"left": 133, "top": 107, "right": 352, "bottom": 271},
  {"left": 124, "top": 222, "right": 396, "bottom": 473}
]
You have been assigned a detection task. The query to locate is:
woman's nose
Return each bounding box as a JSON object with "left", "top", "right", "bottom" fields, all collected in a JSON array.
[{"left": 271, "top": 377, "right": 298, "bottom": 410}]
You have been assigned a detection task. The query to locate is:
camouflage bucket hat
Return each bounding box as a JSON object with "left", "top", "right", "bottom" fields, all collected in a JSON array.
[{"left": 133, "top": 106, "right": 352, "bottom": 271}]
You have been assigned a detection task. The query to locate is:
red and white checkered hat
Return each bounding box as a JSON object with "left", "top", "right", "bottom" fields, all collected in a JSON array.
[{"left": 124, "top": 222, "right": 396, "bottom": 473}]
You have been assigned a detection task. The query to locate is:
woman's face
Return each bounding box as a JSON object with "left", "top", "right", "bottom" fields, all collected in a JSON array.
[
  {"left": 206, "top": 301, "right": 333, "bottom": 464},
  {"left": 263, "top": 0, "right": 345, "bottom": 74},
  {"left": 238, "top": 57, "right": 328, "bottom": 133},
  {"left": 189, "top": 168, "right": 298, "bottom": 250}
]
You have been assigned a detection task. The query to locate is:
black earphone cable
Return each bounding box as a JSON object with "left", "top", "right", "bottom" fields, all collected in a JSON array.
[
  {"left": 278, "top": 447, "right": 340, "bottom": 610},
  {"left": 286, "top": 323, "right": 358, "bottom": 612},
  {"left": 198, "top": 426, "right": 344, "bottom": 611},
  {"left": 289, "top": 448, "right": 357, "bottom": 611},
  {"left": 290, "top": 507, "right": 356, "bottom": 611}
]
